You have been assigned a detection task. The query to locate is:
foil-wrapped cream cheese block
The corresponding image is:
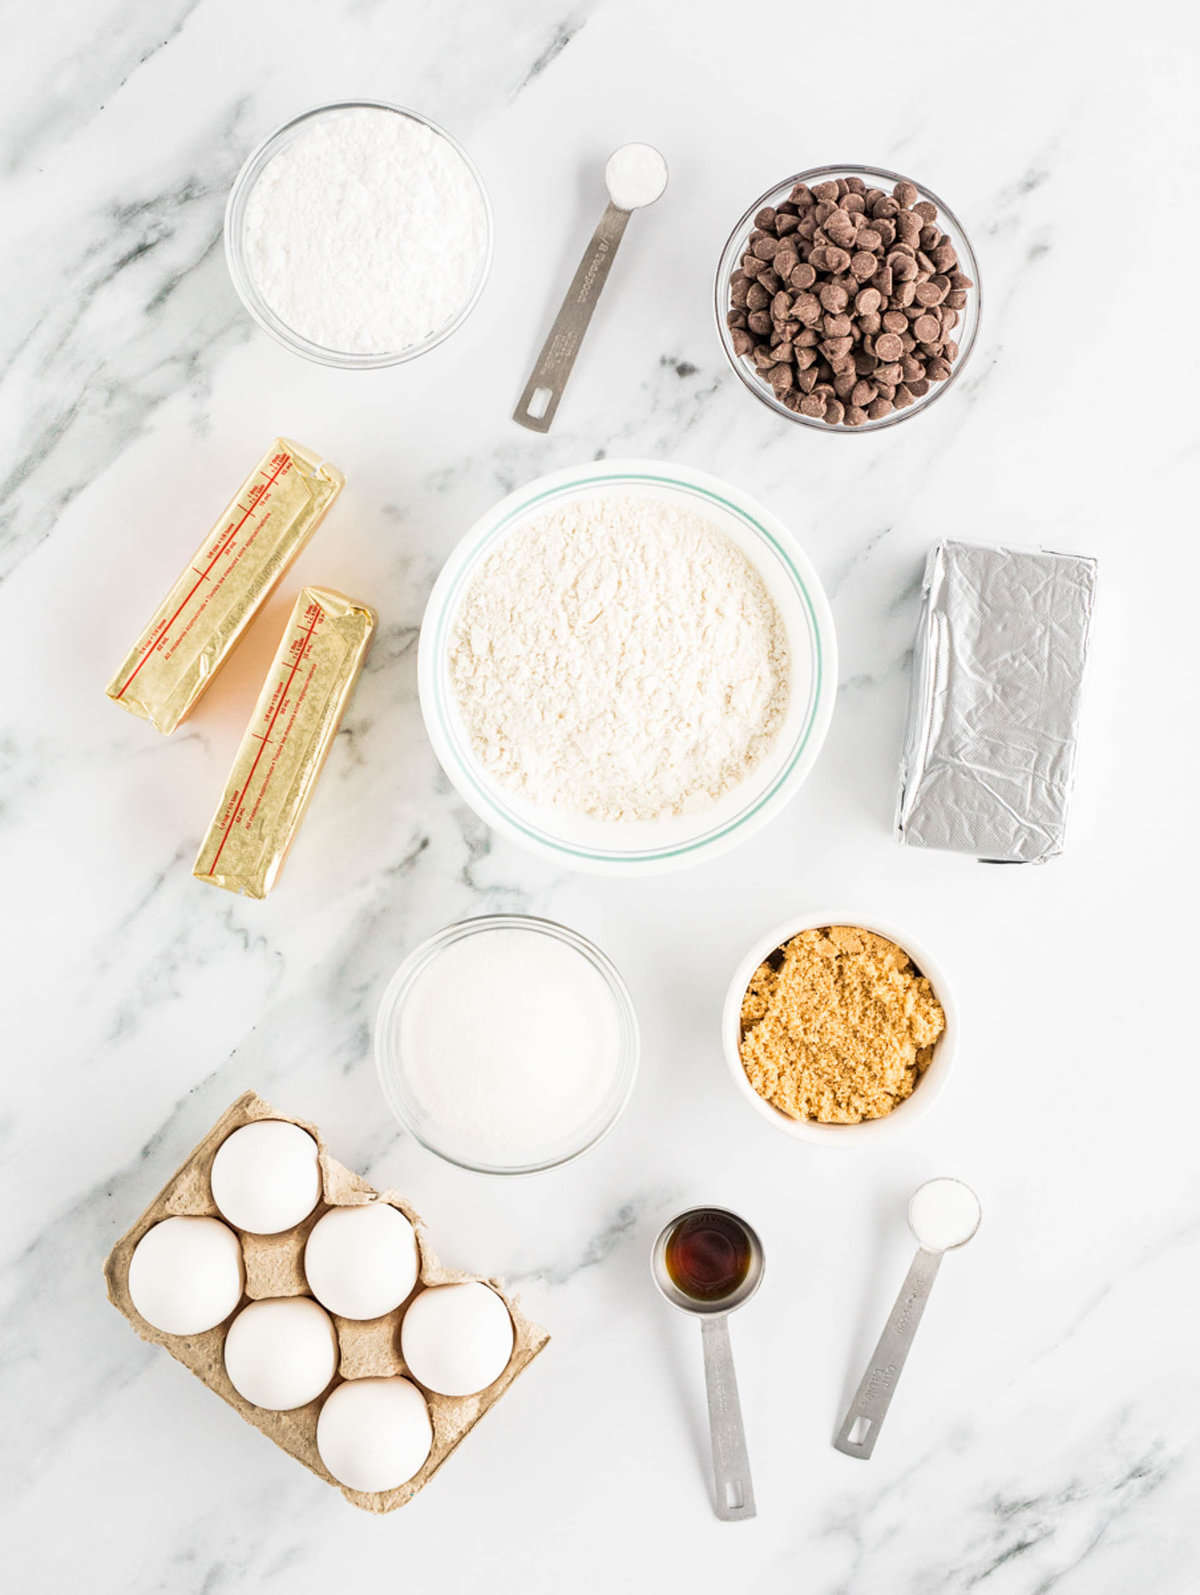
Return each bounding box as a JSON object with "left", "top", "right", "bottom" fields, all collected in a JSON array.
[
  {"left": 896, "top": 540, "right": 1098, "bottom": 863},
  {"left": 106, "top": 439, "right": 344, "bottom": 733},
  {"left": 194, "top": 587, "right": 374, "bottom": 898}
]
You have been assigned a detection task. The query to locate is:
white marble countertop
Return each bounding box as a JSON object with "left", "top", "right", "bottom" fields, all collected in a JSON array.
[{"left": 3, "top": 1, "right": 1198, "bottom": 1589}]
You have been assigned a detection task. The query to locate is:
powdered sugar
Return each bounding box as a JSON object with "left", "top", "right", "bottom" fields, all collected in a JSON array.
[
  {"left": 449, "top": 496, "right": 790, "bottom": 821},
  {"left": 242, "top": 107, "right": 488, "bottom": 355}
]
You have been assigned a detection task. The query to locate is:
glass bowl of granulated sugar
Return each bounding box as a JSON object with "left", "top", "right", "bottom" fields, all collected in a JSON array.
[
  {"left": 419, "top": 459, "right": 838, "bottom": 875},
  {"left": 224, "top": 101, "right": 492, "bottom": 368},
  {"left": 376, "top": 915, "right": 639, "bottom": 1174}
]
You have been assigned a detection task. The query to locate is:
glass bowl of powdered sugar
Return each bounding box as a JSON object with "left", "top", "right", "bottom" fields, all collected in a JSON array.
[
  {"left": 376, "top": 916, "right": 640, "bottom": 1174},
  {"left": 419, "top": 459, "right": 838, "bottom": 874},
  {"left": 224, "top": 101, "right": 492, "bottom": 368}
]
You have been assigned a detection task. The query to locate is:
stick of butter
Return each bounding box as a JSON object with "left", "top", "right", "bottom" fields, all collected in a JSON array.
[
  {"left": 106, "top": 440, "right": 344, "bottom": 733},
  {"left": 194, "top": 588, "right": 375, "bottom": 898}
]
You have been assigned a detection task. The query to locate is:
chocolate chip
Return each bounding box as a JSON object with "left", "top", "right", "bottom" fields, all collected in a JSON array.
[
  {"left": 867, "top": 396, "right": 893, "bottom": 419},
  {"left": 792, "top": 291, "right": 822, "bottom": 325},
  {"left": 875, "top": 331, "right": 903, "bottom": 361},
  {"left": 913, "top": 313, "right": 941, "bottom": 344}
]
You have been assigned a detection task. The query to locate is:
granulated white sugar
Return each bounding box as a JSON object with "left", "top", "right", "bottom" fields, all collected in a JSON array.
[
  {"left": 449, "top": 496, "right": 790, "bottom": 821},
  {"left": 398, "top": 926, "right": 625, "bottom": 1168},
  {"left": 242, "top": 107, "right": 488, "bottom": 354}
]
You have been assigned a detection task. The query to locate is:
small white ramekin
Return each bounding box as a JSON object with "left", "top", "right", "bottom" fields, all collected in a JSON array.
[{"left": 722, "top": 912, "right": 958, "bottom": 1146}]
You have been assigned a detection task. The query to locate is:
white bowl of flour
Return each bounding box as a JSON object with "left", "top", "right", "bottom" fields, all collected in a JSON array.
[
  {"left": 419, "top": 460, "right": 837, "bottom": 874},
  {"left": 225, "top": 102, "right": 492, "bottom": 367}
]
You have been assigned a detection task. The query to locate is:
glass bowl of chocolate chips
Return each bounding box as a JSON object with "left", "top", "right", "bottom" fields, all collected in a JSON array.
[{"left": 716, "top": 165, "right": 980, "bottom": 431}]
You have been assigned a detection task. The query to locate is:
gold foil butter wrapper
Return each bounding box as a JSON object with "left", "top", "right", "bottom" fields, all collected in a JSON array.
[
  {"left": 106, "top": 439, "right": 344, "bottom": 734},
  {"left": 194, "top": 588, "right": 375, "bottom": 898}
]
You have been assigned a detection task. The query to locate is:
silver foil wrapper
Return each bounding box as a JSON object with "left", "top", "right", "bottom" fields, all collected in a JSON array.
[{"left": 896, "top": 540, "right": 1098, "bottom": 863}]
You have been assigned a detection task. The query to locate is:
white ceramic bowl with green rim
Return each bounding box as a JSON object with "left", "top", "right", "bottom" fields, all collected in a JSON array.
[{"left": 417, "top": 460, "right": 837, "bottom": 874}]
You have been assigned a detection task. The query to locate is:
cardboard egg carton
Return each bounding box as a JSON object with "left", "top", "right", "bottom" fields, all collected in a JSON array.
[{"left": 103, "top": 1090, "right": 549, "bottom": 1513}]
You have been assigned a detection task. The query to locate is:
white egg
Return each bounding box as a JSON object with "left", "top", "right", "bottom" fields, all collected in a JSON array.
[
  {"left": 316, "top": 1377, "right": 432, "bottom": 1493},
  {"left": 223, "top": 1296, "right": 339, "bottom": 1410},
  {"left": 400, "top": 1281, "right": 515, "bottom": 1396},
  {"left": 209, "top": 1120, "right": 321, "bottom": 1235},
  {"left": 127, "top": 1216, "right": 244, "bottom": 1336},
  {"left": 304, "top": 1203, "right": 420, "bottom": 1320}
]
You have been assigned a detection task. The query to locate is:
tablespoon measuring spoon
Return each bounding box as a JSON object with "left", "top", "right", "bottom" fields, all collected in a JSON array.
[
  {"left": 835, "top": 1177, "right": 982, "bottom": 1460},
  {"left": 514, "top": 143, "right": 669, "bottom": 432},
  {"left": 651, "top": 1207, "right": 763, "bottom": 1520}
]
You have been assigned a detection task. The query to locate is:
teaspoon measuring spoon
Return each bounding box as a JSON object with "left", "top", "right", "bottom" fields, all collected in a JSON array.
[
  {"left": 834, "top": 1177, "right": 982, "bottom": 1460},
  {"left": 651, "top": 1207, "right": 763, "bottom": 1521},
  {"left": 514, "top": 143, "right": 669, "bottom": 432}
]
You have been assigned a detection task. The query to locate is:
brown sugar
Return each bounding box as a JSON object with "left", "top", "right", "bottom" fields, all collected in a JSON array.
[{"left": 739, "top": 925, "right": 946, "bottom": 1124}]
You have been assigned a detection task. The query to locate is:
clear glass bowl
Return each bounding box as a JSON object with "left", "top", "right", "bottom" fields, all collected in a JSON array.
[
  {"left": 375, "top": 916, "right": 640, "bottom": 1175},
  {"left": 714, "top": 164, "right": 981, "bottom": 432},
  {"left": 223, "top": 101, "right": 493, "bottom": 369},
  {"left": 417, "top": 459, "right": 838, "bottom": 876}
]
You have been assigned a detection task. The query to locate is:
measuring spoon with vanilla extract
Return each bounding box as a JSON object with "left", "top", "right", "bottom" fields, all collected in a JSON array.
[{"left": 651, "top": 1207, "right": 763, "bottom": 1520}]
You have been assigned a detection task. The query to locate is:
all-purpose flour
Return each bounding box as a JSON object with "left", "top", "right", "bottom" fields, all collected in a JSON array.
[
  {"left": 242, "top": 107, "right": 488, "bottom": 354},
  {"left": 450, "top": 496, "right": 790, "bottom": 821}
]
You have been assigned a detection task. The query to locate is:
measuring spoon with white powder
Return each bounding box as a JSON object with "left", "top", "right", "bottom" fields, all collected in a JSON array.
[
  {"left": 514, "top": 143, "right": 668, "bottom": 431},
  {"left": 834, "top": 1178, "right": 981, "bottom": 1460}
]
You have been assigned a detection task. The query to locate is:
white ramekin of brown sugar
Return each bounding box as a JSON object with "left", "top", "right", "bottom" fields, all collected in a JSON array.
[{"left": 721, "top": 912, "right": 959, "bottom": 1147}]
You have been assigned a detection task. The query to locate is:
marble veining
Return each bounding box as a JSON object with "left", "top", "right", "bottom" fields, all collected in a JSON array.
[{"left": 2, "top": 0, "right": 1197, "bottom": 1590}]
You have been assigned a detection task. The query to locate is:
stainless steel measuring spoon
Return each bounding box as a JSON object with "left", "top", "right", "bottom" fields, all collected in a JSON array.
[
  {"left": 514, "top": 143, "right": 669, "bottom": 432},
  {"left": 651, "top": 1207, "right": 763, "bottom": 1521},
  {"left": 834, "top": 1177, "right": 982, "bottom": 1460}
]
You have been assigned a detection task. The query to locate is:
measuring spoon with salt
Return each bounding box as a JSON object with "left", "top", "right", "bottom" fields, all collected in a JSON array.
[
  {"left": 834, "top": 1178, "right": 981, "bottom": 1461},
  {"left": 514, "top": 143, "right": 668, "bottom": 432},
  {"left": 651, "top": 1207, "right": 763, "bottom": 1521}
]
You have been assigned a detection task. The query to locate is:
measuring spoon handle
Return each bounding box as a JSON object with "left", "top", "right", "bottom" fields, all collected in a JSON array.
[
  {"left": 834, "top": 1246, "right": 943, "bottom": 1461},
  {"left": 513, "top": 201, "right": 631, "bottom": 432},
  {"left": 700, "top": 1315, "right": 756, "bottom": 1520}
]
